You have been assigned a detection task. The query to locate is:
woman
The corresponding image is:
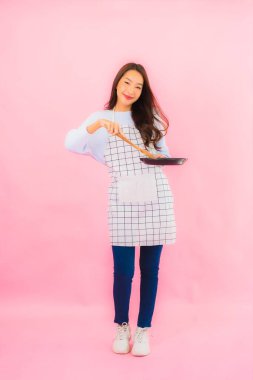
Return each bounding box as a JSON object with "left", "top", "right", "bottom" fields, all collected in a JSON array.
[{"left": 64, "top": 62, "right": 176, "bottom": 356}]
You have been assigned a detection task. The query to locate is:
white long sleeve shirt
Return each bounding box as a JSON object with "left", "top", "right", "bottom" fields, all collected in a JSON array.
[{"left": 64, "top": 110, "right": 172, "bottom": 165}]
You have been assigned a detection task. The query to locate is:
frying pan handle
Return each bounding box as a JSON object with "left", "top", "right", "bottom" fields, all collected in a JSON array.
[{"left": 116, "top": 132, "right": 157, "bottom": 159}]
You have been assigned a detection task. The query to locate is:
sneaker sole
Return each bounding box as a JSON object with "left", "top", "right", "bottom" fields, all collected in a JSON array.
[
  {"left": 131, "top": 346, "right": 151, "bottom": 356},
  {"left": 112, "top": 347, "right": 131, "bottom": 354}
]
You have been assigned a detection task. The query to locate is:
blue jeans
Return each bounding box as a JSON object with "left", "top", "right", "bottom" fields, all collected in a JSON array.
[{"left": 112, "top": 245, "right": 163, "bottom": 328}]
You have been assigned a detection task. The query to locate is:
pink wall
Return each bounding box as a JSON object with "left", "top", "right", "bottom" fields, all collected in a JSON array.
[{"left": 0, "top": 0, "right": 252, "bottom": 309}]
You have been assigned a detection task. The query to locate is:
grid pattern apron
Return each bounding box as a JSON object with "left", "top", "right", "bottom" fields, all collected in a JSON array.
[{"left": 104, "top": 119, "right": 176, "bottom": 247}]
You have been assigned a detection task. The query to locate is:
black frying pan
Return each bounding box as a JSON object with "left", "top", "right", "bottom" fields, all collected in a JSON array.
[{"left": 140, "top": 157, "right": 187, "bottom": 165}]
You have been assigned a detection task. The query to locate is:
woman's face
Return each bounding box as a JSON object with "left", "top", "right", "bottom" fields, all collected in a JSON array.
[{"left": 115, "top": 70, "right": 144, "bottom": 109}]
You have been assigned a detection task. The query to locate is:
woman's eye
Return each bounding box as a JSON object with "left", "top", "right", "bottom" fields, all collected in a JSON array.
[{"left": 124, "top": 81, "right": 141, "bottom": 89}]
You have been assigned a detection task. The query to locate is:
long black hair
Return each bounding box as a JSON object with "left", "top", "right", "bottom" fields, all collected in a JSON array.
[{"left": 104, "top": 62, "right": 170, "bottom": 152}]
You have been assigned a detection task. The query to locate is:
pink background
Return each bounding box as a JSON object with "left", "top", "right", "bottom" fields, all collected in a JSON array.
[{"left": 1, "top": 0, "right": 252, "bottom": 379}]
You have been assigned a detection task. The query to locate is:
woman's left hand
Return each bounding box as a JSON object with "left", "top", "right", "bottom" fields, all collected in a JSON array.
[{"left": 152, "top": 153, "right": 167, "bottom": 159}]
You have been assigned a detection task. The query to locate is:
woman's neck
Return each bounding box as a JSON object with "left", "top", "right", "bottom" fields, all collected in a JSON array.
[{"left": 113, "top": 105, "right": 131, "bottom": 112}]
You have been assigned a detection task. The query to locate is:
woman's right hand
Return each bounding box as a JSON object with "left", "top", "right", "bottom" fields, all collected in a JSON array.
[{"left": 97, "top": 119, "right": 126, "bottom": 136}]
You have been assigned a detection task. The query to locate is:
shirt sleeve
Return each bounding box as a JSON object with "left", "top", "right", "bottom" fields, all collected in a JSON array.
[
  {"left": 64, "top": 112, "right": 108, "bottom": 165},
  {"left": 64, "top": 112, "right": 99, "bottom": 155},
  {"left": 153, "top": 114, "right": 172, "bottom": 158},
  {"left": 155, "top": 134, "right": 171, "bottom": 158}
]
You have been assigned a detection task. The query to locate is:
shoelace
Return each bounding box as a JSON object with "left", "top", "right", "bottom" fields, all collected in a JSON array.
[
  {"left": 134, "top": 327, "right": 149, "bottom": 343},
  {"left": 116, "top": 322, "right": 129, "bottom": 340}
]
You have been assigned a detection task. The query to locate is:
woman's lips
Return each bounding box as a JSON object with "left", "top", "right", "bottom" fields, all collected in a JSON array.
[{"left": 123, "top": 94, "right": 134, "bottom": 100}]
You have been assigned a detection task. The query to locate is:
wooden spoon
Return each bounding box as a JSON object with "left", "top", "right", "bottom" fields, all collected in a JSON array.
[{"left": 115, "top": 132, "right": 157, "bottom": 159}]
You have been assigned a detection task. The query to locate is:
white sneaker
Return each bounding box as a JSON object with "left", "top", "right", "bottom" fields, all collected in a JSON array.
[
  {"left": 112, "top": 322, "right": 131, "bottom": 354},
  {"left": 131, "top": 326, "right": 151, "bottom": 356}
]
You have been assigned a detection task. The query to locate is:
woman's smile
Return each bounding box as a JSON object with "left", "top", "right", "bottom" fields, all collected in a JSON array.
[{"left": 123, "top": 94, "right": 134, "bottom": 100}]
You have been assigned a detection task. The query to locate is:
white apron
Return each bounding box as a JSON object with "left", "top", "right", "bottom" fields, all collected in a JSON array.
[{"left": 104, "top": 114, "right": 176, "bottom": 247}]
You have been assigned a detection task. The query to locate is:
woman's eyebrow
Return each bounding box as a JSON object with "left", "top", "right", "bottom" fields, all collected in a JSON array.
[{"left": 125, "top": 77, "right": 143, "bottom": 86}]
